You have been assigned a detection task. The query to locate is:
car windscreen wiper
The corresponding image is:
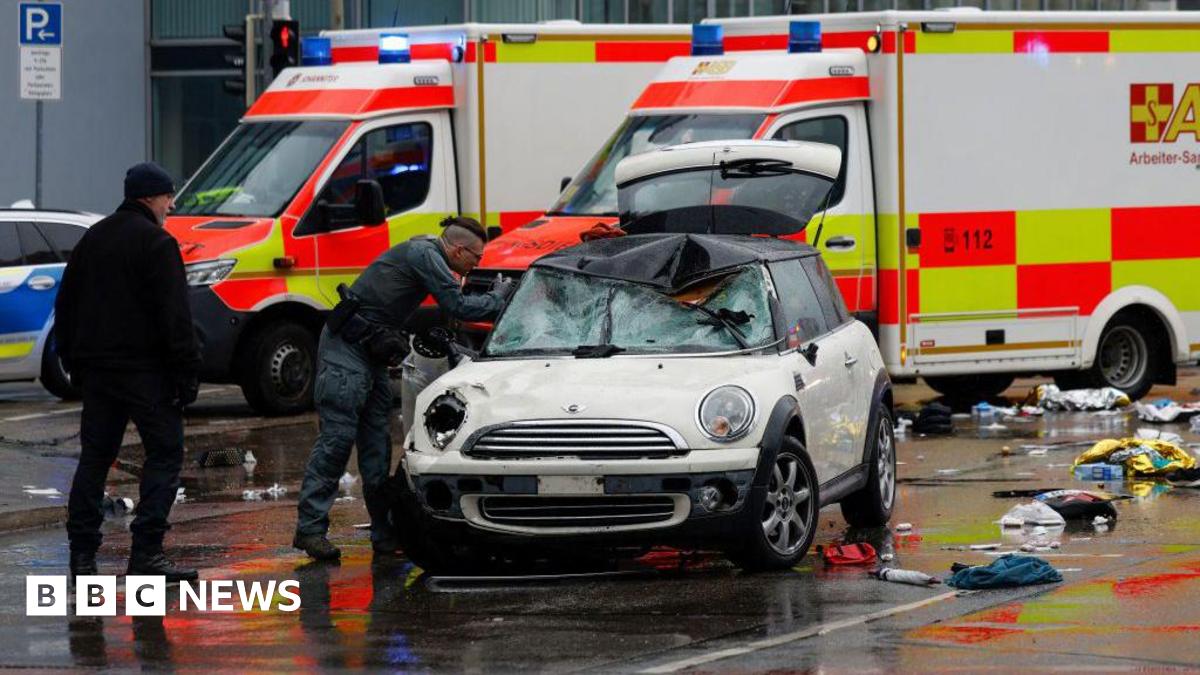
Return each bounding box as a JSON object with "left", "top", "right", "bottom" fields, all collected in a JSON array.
[
  {"left": 572, "top": 344, "right": 626, "bottom": 358},
  {"left": 680, "top": 303, "right": 752, "bottom": 350},
  {"left": 719, "top": 158, "right": 793, "bottom": 179}
]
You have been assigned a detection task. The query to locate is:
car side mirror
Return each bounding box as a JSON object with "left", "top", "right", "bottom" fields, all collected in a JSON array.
[
  {"left": 801, "top": 342, "right": 819, "bottom": 366},
  {"left": 560, "top": 176, "right": 572, "bottom": 192},
  {"left": 355, "top": 179, "right": 386, "bottom": 226}
]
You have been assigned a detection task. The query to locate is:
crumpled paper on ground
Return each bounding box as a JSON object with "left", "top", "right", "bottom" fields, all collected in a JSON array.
[
  {"left": 1074, "top": 437, "right": 1196, "bottom": 476},
  {"left": 999, "top": 501, "right": 1066, "bottom": 528},
  {"left": 1028, "top": 384, "right": 1131, "bottom": 412}
]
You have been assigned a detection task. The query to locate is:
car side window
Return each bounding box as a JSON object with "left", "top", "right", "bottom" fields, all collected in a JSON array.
[
  {"left": 300, "top": 121, "right": 433, "bottom": 234},
  {"left": 802, "top": 256, "right": 851, "bottom": 328},
  {"left": 772, "top": 116, "right": 848, "bottom": 208},
  {"left": 768, "top": 259, "right": 828, "bottom": 349},
  {"left": 34, "top": 222, "right": 84, "bottom": 262},
  {"left": 17, "top": 223, "right": 59, "bottom": 266},
  {"left": 0, "top": 223, "right": 25, "bottom": 267}
]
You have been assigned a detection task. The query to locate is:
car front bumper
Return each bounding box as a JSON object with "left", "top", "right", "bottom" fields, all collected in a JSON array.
[{"left": 402, "top": 447, "right": 763, "bottom": 547}]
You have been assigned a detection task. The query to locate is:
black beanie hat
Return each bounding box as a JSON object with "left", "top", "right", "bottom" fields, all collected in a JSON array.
[{"left": 124, "top": 162, "right": 176, "bottom": 200}]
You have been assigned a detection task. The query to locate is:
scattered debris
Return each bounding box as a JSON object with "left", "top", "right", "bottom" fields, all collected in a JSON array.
[
  {"left": 265, "top": 483, "right": 287, "bottom": 498},
  {"left": 242, "top": 489, "right": 264, "bottom": 501},
  {"left": 875, "top": 568, "right": 939, "bottom": 586},
  {"left": 1027, "top": 384, "right": 1131, "bottom": 412},
  {"left": 946, "top": 554, "right": 1063, "bottom": 589},
  {"left": 175, "top": 487, "right": 186, "bottom": 504},
  {"left": 243, "top": 450, "right": 258, "bottom": 469},
  {"left": 936, "top": 469, "right": 961, "bottom": 475},
  {"left": 880, "top": 553, "right": 895, "bottom": 562},
  {"left": 914, "top": 402, "right": 953, "bottom": 435},
  {"left": 1000, "top": 502, "right": 1066, "bottom": 528},
  {"left": 1034, "top": 489, "right": 1120, "bottom": 521},
  {"left": 1136, "top": 427, "right": 1184, "bottom": 444},
  {"left": 101, "top": 493, "right": 134, "bottom": 516},
  {"left": 198, "top": 447, "right": 247, "bottom": 467},
  {"left": 1074, "top": 437, "right": 1196, "bottom": 476},
  {"left": 1074, "top": 463, "right": 1124, "bottom": 481},
  {"left": 23, "top": 487, "right": 62, "bottom": 498},
  {"left": 339, "top": 473, "right": 358, "bottom": 488},
  {"left": 1134, "top": 399, "right": 1200, "bottom": 423},
  {"left": 896, "top": 522, "right": 913, "bottom": 532},
  {"left": 1027, "top": 448, "right": 1049, "bottom": 457},
  {"left": 824, "top": 542, "right": 877, "bottom": 565}
]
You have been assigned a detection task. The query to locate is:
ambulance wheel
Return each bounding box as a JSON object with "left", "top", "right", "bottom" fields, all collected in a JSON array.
[
  {"left": 39, "top": 335, "right": 79, "bottom": 401},
  {"left": 1085, "top": 316, "right": 1159, "bottom": 401},
  {"left": 729, "top": 437, "right": 818, "bottom": 572},
  {"left": 239, "top": 321, "right": 316, "bottom": 415},
  {"left": 924, "top": 374, "right": 1014, "bottom": 400},
  {"left": 840, "top": 404, "right": 895, "bottom": 528}
]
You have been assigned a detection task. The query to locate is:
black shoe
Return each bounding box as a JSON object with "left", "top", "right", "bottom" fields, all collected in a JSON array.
[
  {"left": 127, "top": 551, "right": 199, "bottom": 583},
  {"left": 293, "top": 534, "right": 341, "bottom": 561},
  {"left": 70, "top": 551, "right": 98, "bottom": 582},
  {"left": 372, "top": 536, "right": 401, "bottom": 555}
]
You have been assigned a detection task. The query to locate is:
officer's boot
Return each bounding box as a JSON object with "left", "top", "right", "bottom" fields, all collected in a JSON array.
[
  {"left": 70, "top": 550, "right": 98, "bottom": 582},
  {"left": 293, "top": 533, "right": 342, "bottom": 561},
  {"left": 127, "top": 546, "right": 198, "bottom": 583}
]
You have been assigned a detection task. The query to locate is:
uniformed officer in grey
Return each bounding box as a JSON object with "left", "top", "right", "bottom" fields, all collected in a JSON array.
[{"left": 294, "top": 216, "right": 512, "bottom": 560}]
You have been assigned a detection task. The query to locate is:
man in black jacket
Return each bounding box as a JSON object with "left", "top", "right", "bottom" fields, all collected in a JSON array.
[{"left": 56, "top": 162, "right": 202, "bottom": 582}]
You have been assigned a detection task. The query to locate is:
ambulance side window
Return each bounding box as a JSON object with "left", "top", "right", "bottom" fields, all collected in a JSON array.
[
  {"left": 772, "top": 116, "right": 848, "bottom": 207},
  {"left": 768, "top": 259, "right": 828, "bottom": 349},
  {"left": 303, "top": 121, "right": 433, "bottom": 233}
]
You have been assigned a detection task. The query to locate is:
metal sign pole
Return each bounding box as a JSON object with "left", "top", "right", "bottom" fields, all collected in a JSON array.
[{"left": 35, "top": 100, "right": 42, "bottom": 207}]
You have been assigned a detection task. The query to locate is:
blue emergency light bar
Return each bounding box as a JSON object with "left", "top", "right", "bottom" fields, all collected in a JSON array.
[
  {"left": 789, "top": 21, "right": 821, "bottom": 53},
  {"left": 302, "top": 37, "right": 332, "bottom": 66},
  {"left": 379, "top": 33, "right": 412, "bottom": 63},
  {"left": 691, "top": 24, "right": 723, "bottom": 56}
]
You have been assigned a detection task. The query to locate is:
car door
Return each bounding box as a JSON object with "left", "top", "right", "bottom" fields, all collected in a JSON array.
[
  {"left": 296, "top": 113, "right": 455, "bottom": 305},
  {"left": 802, "top": 255, "right": 872, "bottom": 475},
  {"left": 768, "top": 258, "right": 843, "bottom": 484},
  {"left": 0, "top": 221, "right": 60, "bottom": 377}
]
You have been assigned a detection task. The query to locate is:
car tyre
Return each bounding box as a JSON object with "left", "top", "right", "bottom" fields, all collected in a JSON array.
[
  {"left": 729, "top": 436, "right": 819, "bottom": 573},
  {"left": 239, "top": 321, "right": 316, "bottom": 415},
  {"left": 923, "top": 374, "right": 1014, "bottom": 401},
  {"left": 39, "top": 335, "right": 79, "bottom": 400},
  {"left": 840, "top": 403, "right": 895, "bottom": 528}
]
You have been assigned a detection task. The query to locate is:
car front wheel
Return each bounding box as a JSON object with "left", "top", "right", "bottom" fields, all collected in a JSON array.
[
  {"left": 840, "top": 403, "right": 896, "bottom": 527},
  {"left": 730, "top": 437, "right": 819, "bottom": 572}
]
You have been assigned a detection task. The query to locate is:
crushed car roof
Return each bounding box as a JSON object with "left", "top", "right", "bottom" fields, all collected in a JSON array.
[{"left": 532, "top": 233, "right": 817, "bottom": 292}]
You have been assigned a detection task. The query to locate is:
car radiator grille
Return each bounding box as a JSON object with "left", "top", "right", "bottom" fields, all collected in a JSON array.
[
  {"left": 479, "top": 495, "right": 677, "bottom": 528},
  {"left": 466, "top": 422, "right": 687, "bottom": 460}
]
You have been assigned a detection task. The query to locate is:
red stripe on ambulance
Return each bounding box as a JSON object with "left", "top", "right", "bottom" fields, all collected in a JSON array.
[
  {"left": 246, "top": 86, "right": 454, "bottom": 117},
  {"left": 1017, "top": 262, "right": 1111, "bottom": 315},
  {"left": 917, "top": 211, "right": 1016, "bottom": 269},
  {"left": 1112, "top": 205, "right": 1200, "bottom": 260},
  {"left": 631, "top": 76, "right": 868, "bottom": 110},
  {"left": 595, "top": 41, "right": 691, "bottom": 62}
]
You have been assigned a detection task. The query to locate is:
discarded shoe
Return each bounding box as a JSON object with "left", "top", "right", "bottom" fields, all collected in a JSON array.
[
  {"left": 70, "top": 550, "right": 98, "bottom": 581},
  {"left": 127, "top": 551, "right": 198, "bottom": 583},
  {"left": 293, "top": 534, "right": 341, "bottom": 561}
]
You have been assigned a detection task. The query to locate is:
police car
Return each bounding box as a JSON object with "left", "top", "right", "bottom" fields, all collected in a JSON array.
[{"left": 0, "top": 204, "right": 99, "bottom": 399}]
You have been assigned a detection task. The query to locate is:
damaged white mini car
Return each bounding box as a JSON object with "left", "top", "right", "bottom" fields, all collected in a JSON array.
[{"left": 393, "top": 141, "right": 894, "bottom": 572}]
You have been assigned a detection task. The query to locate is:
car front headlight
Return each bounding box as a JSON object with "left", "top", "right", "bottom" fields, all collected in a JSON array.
[
  {"left": 185, "top": 259, "right": 237, "bottom": 287},
  {"left": 424, "top": 391, "right": 467, "bottom": 449},
  {"left": 697, "top": 385, "right": 755, "bottom": 442}
]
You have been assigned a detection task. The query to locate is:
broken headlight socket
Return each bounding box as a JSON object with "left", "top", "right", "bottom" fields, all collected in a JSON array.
[
  {"left": 424, "top": 391, "right": 467, "bottom": 449},
  {"left": 697, "top": 385, "right": 755, "bottom": 443}
]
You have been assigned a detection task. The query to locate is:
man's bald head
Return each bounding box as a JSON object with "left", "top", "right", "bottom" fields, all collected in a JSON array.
[{"left": 439, "top": 216, "right": 488, "bottom": 275}]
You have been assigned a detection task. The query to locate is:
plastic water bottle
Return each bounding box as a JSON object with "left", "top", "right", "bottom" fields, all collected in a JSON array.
[{"left": 875, "top": 568, "right": 939, "bottom": 586}]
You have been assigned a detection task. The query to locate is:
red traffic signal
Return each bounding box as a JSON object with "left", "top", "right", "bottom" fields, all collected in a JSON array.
[{"left": 269, "top": 20, "right": 300, "bottom": 79}]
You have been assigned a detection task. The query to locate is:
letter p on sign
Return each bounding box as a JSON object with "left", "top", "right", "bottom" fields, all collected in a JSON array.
[{"left": 26, "top": 576, "right": 66, "bottom": 616}]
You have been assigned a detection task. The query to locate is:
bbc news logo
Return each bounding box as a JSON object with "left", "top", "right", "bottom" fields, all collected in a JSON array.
[{"left": 26, "top": 576, "right": 301, "bottom": 616}]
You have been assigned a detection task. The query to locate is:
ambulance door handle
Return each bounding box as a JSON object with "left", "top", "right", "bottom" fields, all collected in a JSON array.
[
  {"left": 824, "top": 235, "right": 855, "bottom": 251},
  {"left": 26, "top": 276, "right": 56, "bottom": 291}
]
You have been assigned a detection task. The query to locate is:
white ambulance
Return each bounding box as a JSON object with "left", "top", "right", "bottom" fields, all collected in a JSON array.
[
  {"left": 476, "top": 11, "right": 1200, "bottom": 401},
  {"left": 167, "top": 22, "right": 690, "bottom": 414}
]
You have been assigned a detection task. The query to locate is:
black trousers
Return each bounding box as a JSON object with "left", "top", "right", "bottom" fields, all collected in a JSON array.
[{"left": 66, "top": 369, "right": 183, "bottom": 555}]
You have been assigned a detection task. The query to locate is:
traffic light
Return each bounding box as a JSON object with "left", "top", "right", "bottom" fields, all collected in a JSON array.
[
  {"left": 222, "top": 22, "right": 250, "bottom": 97},
  {"left": 269, "top": 20, "right": 301, "bottom": 79}
]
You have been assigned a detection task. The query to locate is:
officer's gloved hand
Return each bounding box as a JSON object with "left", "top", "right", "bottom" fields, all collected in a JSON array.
[
  {"left": 491, "top": 274, "right": 516, "bottom": 300},
  {"left": 174, "top": 374, "right": 200, "bottom": 408}
]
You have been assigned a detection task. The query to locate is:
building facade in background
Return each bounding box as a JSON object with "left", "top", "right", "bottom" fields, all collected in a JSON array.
[{"left": 0, "top": 0, "right": 1186, "bottom": 212}]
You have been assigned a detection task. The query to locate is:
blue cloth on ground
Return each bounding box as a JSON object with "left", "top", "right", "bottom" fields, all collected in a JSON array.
[{"left": 947, "top": 554, "right": 1062, "bottom": 590}]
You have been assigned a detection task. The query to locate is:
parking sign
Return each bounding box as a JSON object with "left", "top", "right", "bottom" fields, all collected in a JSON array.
[{"left": 19, "top": 3, "right": 62, "bottom": 46}]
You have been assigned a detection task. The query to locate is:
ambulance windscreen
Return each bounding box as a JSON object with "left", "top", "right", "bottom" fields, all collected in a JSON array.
[
  {"left": 174, "top": 120, "right": 349, "bottom": 218},
  {"left": 548, "top": 113, "right": 765, "bottom": 217}
]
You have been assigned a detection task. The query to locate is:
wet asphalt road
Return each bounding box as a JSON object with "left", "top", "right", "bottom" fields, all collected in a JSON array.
[{"left": 1, "top": 376, "right": 1200, "bottom": 671}]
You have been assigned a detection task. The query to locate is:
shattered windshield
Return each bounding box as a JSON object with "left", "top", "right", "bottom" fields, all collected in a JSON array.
[
  {"left": 548, "top": 113, "right": 765, "bottom": 217},
  {"left": 174, "top": 120, "right": 348, "bottom": 217},
  {"left": 485, "top": 266, "right": 775, "bottom": 357}
]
